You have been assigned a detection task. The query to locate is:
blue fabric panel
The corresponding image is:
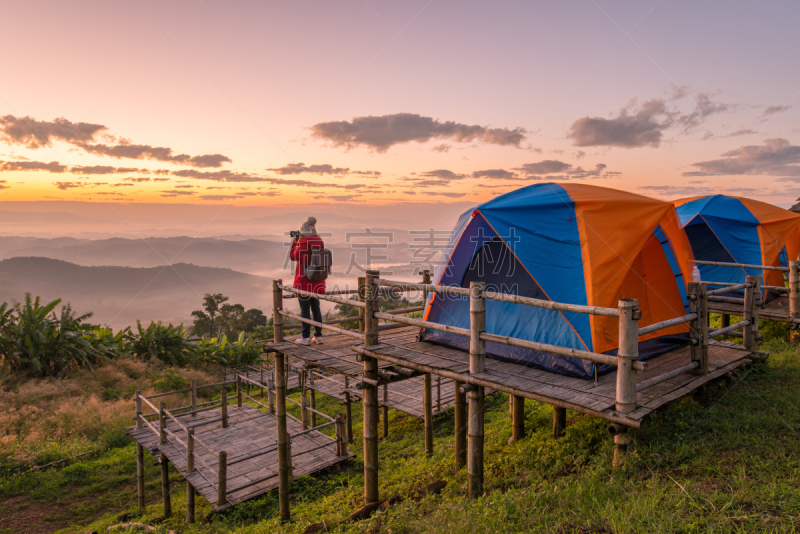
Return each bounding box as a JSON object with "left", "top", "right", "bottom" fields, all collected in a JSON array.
[
  {"left": 654, "top": 226, "right": 690, "bottom": 313},
  {"left": 679, "top": 195, "right": 763, "bottom": 284},
  {"left": 474, "top": 183, "right": 592, "bottom": 350}
]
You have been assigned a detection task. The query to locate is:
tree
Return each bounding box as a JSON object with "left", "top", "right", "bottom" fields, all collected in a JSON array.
[
  {"left": 190, "top": 293, "right": 229, "bottom": 338},
  {"left": 242, "top": 308, "right": 267, "bottom": 332},
  {"left": 217, "top": 303, "right": 245, "bottom": 339}
]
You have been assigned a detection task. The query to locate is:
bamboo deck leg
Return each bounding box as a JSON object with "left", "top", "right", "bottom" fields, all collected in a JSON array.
[
  {"left": 267, "top": 378, "right": 275, "bottom": 414},
  {"left": 553, "top": 406, "right": 566, "bottom": 439},
  {"left": 217, "top": 451, "right": 227, "bottom": 507},
  {"left": 424, "top": 373, "right": 433, "bottom": 455},
  {"left": 310, "top": 371, "right": 317, "bottom": 428},
  {"left": 510, "top": 395, "right": 525, "bottom": 443},
  {"left": 344, "top": 376, "right": 353, "bottom": 443},
  {"left": 135, "top": 391, "right": 145, "bottom": 514},
  {"left": 468, "top": 282, "right": 486, "bottom": 498},
  {"left": 382, "top": 384, "right": 389, "bottom": 439},
  {"left": 221, "top": 389, "right": 228, "bottom": 428},
  {"left": 363, "top": 270, "right": 380, "bottom": 504},
  {"left": 275, "top": 352, "right": 290, "bottom": 522},
  {"left": 791, "top": 261, "right": 800, "bottom": 343},
  {"left": 689, "top": 283, "right": 709, "bottom": 375},
  {"left": 436, "top": 375, "right": 441, "bottom": 413},
  {"left": 743, "top": 276, "right": 758, "bottom": 351},
  {"left": 454, "top": 380, "right": 466, "bottom": 471},
  {"left": 191, "top": 380, "right": 197, "bottom": 417},
  {"left": 186, "top": 428, "right": 195, "bottom": 524},
  {"left": 160, "top": 452, "right": 171, "bottom": 518},
  {"left": 300, "top": 371, "right": 309, "bottom": 430},
  {"left": 720, "top": 314, "right": 730, "bottom": 329},
  {"left": 613, "top": 299, "right": 639, "bottom": 469}
]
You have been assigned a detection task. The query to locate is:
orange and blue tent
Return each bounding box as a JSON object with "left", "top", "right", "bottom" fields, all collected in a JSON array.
[
  {"left": 420, "top": 183, "right": 695, "bottom": 379},
  {"left": 673, "top": 195, "right": 800, "bottom": 293}
]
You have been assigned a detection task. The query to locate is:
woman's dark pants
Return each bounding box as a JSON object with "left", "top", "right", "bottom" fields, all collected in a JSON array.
[{"left": 298, "top": 296, "right": 323, "bottom": 338}]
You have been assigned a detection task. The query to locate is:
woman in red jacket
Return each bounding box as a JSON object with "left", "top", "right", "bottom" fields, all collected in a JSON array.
[{"left": 290, "top": 217, "right": 325, "bottom": 345}]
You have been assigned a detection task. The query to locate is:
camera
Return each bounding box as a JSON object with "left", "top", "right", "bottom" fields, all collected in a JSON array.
[{"left": 289, "top": 230, "right": 301, "bottom": 239}]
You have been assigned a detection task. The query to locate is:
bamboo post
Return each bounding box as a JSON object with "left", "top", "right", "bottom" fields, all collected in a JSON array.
[
  {"left": 344, "top": 376, "right": 353, "bottom": 443},
  {"left": 300, "top": 372, "right": 309, "bottom": 431},
  {"left": 309, "top": 371, "right": 317, "bottom": 428},
  {"left": 260, "top": 362, "right": 265, "bottom": 397},
  {"left": 186, "top": 428, "right": 195, "bottom": 524},
  {"left": 424, "top": 373, "right": 433, "bottom": 455},
  {"left": 422, "top": 269, "right": 431, "bottom": 310},
  {"left": 749, "top": 275, "right": 761, "bottom": 350},
  {"left": 221, "top": 389, "right": 228, "bottom": 428},
  {"left": 267, "top": 378, "right": 275, "bottom": 414},
  {"left": 468, "top": 281, "right": 486, "bottom": 498},
  {"left": 275, "top": 352, "right": 290, "bottom": 521},
  {"left": 553, "top": 406, "right": 566, "bottom": 439},
  {"left": 160, "top": 452, "right": 171, "bottom": 518},
  {"left": 454, "top": 380, "right": 466, "bottom": 471},
  {"left": 743, "top": 275, "right": 758, "bottom": 350},
  {"left": 791, "top": 261, "right": 800, "bottom": 343},
  {"left": 159, "top": 401, "right": 167, "bottom": 444},
  {"left": 135, "top": 391, "right": 145, "bottom": 514},
  {"left": 382, "top": 383, "right": 389, "bottom": 439},
  {"left": 358, "top": 276, "right": 366, "bottom": 333},
  {"left": 510, "top": 395, "right": 524, "bottom": 443},
  {"left": 689, "top": 282, "right": 709, "bottom": 375},
  {"left": 363, "top": 269, "right": 380, "bottom": 505},
  {"left": 273, "top": 279, "right": 284, "bottom": 343},
  {"left": 436, "top": 375, "right": 441, "bottom": 413},
  {"left": 236, "top": 375, "right": 243, "bottom": 408},
  {"left": 217, "top": 451, "right": 227, "bottom": 507},
  {"left": 721, "top": 314, "right": 730, "bottom": 329},
  {"left": 191, "top": 380, "right": 197, "bottom": 417},
  {"left": 613, "top": 298, "right": 639, "bottom": 469}
]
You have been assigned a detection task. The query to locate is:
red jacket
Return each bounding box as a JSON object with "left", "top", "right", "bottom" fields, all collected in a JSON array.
[{"left": 291, "top": 235, "right": 326, "bottom": 294}]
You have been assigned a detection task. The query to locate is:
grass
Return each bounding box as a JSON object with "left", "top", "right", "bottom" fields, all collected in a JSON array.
[{"left": 3, "top": 319, "right": 800, "bottom": 533}]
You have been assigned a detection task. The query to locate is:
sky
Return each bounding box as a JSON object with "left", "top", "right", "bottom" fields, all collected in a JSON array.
[{"left": 1, "top": 0, "right": 800, "bottom": 223}]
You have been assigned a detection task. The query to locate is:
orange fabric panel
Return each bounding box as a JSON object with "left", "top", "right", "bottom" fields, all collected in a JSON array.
[
  {"left": 564, "top": 184, "right": 678, "bottom": 352},
  {"left": 738, "top": 197, "right": 800, "bottom": 287},
  {"left": 671, "top": 196, "right": 705, "bottom": 209}
]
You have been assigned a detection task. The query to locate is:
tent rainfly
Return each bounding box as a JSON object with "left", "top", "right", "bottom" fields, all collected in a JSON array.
[
  {"left": 673, "top": 195, "right": 800, "bottom": 297},
  {"left": 421, "top": 183, "right": 696, "bottom": 380}
]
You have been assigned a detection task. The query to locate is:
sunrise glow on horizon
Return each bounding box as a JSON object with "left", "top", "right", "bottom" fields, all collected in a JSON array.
[{"left": 1, "top": 1, "right": 799, "bottom": 210}]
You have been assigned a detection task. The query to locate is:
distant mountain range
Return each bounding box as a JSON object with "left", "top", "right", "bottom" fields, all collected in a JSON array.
[{"left": 0, "top": 257, "right": 271, "bottom": 330}]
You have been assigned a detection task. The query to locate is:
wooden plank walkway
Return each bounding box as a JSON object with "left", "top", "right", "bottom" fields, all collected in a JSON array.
[
  {"left": 709, "top": 294, "right": 794, "bottom": 323},
  {"left": 267, "top": 327, "right": 495, "bottom": 420},
  {"left": 128, "top": 405, "right": 353, "bottom": 511}
]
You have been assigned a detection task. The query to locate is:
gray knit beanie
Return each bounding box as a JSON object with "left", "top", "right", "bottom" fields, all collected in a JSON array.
[{"left": 300, "top": 216, "right": 317, "bottom": 236}]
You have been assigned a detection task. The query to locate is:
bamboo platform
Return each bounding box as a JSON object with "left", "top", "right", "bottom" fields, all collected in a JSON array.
[
  {"left": 225, "top": 364, "right": 301, "bottom": 391},
  {"left": 352, "top": 335, "right": 756, "bottom": 426},
  {"left": 128, "top": 405, "right": 353, "bottom": 511},
  {"left": 268, "top": 327, "right": 495, "bottom": 420},
  {"left": 710, "top": 294, "right": 794, "bottom": 323}
]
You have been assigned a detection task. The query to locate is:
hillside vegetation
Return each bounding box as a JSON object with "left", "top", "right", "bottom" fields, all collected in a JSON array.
[{"left": 1, "top": 315, "right": 799, "bottom": 533}]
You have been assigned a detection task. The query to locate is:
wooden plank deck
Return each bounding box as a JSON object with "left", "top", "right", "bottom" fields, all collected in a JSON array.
[
  {"left": 267, "top": 327, "right": 494, "bottom": 419},
  {"left": 709, "top": 293, "right": 794, "bottom": 323},
  {"left": 128, "top": 405, "right": 353, "bottom": 511},
  {"left": 351, "top": 333, "right": 755, "bottom": 426}
]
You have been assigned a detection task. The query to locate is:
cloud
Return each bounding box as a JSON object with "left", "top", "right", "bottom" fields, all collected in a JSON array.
[
  {"left": 160, "top": 190, "right": 197, "bottom": 197},
  {"left": 268, "top": 163, "right": 348, "bottom": 175},
  {"left": 763, "top": 105, "right": 791, "bottom": 116},
  {"left": 0, "top": 115, "right": 232, "bottom": 168},
  {"left": 174, "top": 184, "right": 196, "bottom": 189},
  {"left": 685, "top": 138, "right": 800, "bottom": 178},
  {"left": 517, "top": 160, "right": 612, "bottom": 180},
  {"left": 172, "top": 169, "right": 263, "bottom": 182},
  {"left": 200, "top": 194, "right": 240, "bottom": 201},
  {"left": 311, "top": 112, "right": 527, "bottom": 152},
  {"left": 0, "top": 115, "right": 106, "bottom": 148},
  {"left": 518, "top": 160, "right": 572, "bottom": 175},
  {"left": 79, "top": 143, "right": 231, "bottom": 168},
  {"left": 471, "top": 169, "right": 517, "bottom": 179},
  {"left": 568, "top": 94, "right": 728, "bottom": 148},
  {"left": 153, "top": 177, "right": 171, "bottom": 182},
  {"left": 124, "top": 177, "right": 151, "bottom": 182},
  {"left": 421, "top": 191, "right": 467, "bottom": 198},
  {"left": 111, "top": 183, "right": 134, "bottom": 187},
  {"left": 723, "top": 129, "right": 758, "bottom": 138},
  {"left": 0, "top": 160, "right": 67, "bottom": 173},
  {"left": 53, "top": 181, "right": 86, "bottom": 190},
  {"left": 432, "top": 144, "right": 451, "bottom": 153},
  {"left": 418, "top": 169, "right": 466, "bottom": 180}
]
